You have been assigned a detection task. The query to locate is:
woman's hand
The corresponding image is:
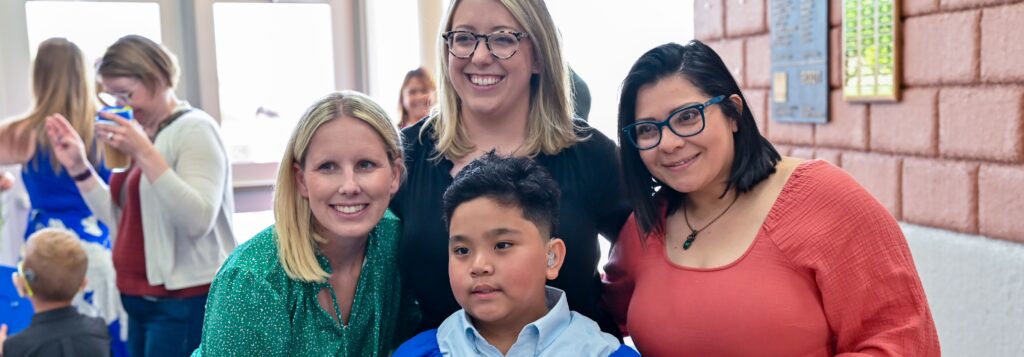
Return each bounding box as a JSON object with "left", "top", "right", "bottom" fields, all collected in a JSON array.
[
  {"left": 0, "top": 324, "right": 7, "bottom": 356},
  {"left": 44, "top": 113, "right": 91, "bottom": 174},
  {"left": 0, "top": 171, "right": 14, "bottom": 191},
  {"left": 95, "top": 111, "right": 157, "bottom": 160}
]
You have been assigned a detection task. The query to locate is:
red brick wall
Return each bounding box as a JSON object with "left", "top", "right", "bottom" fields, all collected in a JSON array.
[{"left": 694, "top": 0, "right": 1024, "bottom": 243}]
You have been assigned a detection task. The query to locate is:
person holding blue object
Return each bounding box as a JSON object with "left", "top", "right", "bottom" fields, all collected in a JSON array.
[
  {"left": 395, "top": 153, "right": 638, "bottom": 357},
  {"left": 45, "top": 35, "right": 235, "bottom": 357},
  {"left": 0, "top": 38, "right": 126, "bottom": 355}
]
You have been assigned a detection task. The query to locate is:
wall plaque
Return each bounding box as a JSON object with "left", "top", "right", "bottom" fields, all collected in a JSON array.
[
  {"left": 842, "top": 0, "right": 900, "bottom": 101},
  {"left": 770, "top": 0, "right": 829, "bottom": 123}
]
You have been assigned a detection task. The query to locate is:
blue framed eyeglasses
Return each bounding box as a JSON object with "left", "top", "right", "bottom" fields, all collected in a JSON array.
[{"left": 621, "top": 95, "right": 726, "bottom": 150}]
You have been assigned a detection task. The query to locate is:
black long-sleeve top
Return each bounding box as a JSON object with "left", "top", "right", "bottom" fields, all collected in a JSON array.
[{"left": 391, "top": 119, "right": 631, "bottom": 337}]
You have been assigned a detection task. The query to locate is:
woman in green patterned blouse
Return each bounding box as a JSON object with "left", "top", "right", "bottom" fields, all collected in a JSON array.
[{"left": 192, "top": 91, "right": 418, "bottom": 356}]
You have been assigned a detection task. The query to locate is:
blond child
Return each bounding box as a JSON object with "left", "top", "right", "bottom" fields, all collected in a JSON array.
[{"left": 3, "top": 228, "right": 109, "bottom": 357}]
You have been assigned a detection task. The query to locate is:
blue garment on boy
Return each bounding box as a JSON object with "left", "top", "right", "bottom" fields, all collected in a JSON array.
[{"left": 394, "top": 287, "right": 640, "bottom": 357}]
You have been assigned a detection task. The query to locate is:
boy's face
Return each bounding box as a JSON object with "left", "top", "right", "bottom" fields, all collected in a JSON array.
[{"left": 448, "top": 197, "right": 565, "bottom": 330}]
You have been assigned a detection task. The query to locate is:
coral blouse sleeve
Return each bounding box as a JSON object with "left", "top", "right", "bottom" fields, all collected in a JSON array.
[
  {"left": 772, "top": 163, "right": 940, "bottom": 356},
  {"left": 602, "top": 214, "right": 645, "bottom": 336}
]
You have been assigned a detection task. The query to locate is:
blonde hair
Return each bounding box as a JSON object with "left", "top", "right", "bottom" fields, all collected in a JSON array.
[
  {"left": 274, "top": 91, "right": 404, "bottom": 282},
  {"left": 97, "top": 35, "right": 179, "bottom": 93},
  {"left": 398, "top": 67, "right": 437, "bottom": 127},
  {"left": 0, "top": 38, "right": 100, "bottom": 171},
  {"left": 424, "top": 0, "right": 579, "bottom": 160},
  {"left": 23, "top": 228, "right": 87, "bottom": 302}
]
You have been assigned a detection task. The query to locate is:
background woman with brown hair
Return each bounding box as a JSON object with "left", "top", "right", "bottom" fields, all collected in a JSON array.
[
  {"left": 45, "top": 35, "right": 235, "bottom": 357},
  {"left": 397, "top": 67, "right": 436, "bottom": 129}
]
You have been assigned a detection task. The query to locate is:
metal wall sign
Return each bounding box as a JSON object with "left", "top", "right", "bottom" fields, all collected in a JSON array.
[
  {"left": 770, "top": 0, "right": 829, "bottom": 123},
  {"left": 842, "top": 0, "right": 900, "bottom": 101}
]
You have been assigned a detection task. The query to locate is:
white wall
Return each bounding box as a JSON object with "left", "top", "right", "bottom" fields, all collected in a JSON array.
[
  {"left": 903, "top": 223, "right": 1024, "bottom": 357},
  {"left": 0, "top": 0, "right": 31, "bottom": 119},
  {"left": 0, "top": 165, "right": 29, "bottom": 266}
]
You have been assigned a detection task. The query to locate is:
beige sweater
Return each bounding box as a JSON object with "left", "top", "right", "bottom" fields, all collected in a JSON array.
[{"left": 83, "top": 105, "right": 236, "bottom": 290}]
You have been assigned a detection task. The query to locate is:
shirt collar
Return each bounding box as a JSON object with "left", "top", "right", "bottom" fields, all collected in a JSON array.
[
  {"left": 458, "top": 286, "right": 571, "bottom": 355},
  {"left": 530, "top": 286, "right": 571, "bottom": 350},
  {"left": 31, "top": 306, "right": 79, "bottom": 325},
  {"left": 173, "top": 100, "right": 192, "bottom": 112}
]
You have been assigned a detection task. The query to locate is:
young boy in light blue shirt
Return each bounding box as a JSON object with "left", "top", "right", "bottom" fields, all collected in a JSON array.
[{"left": 394, "top": 153, "right": 638, "bottom": 357}]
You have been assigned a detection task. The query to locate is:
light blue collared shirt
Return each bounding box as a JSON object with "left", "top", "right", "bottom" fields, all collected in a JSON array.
[{"left": 436, "top": 286, "right": 622, "bottom": 357}]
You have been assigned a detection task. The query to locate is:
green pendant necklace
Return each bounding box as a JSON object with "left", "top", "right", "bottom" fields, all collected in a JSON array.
[{"left": 681, "top": 193, "right": 740, "bottom": 250}]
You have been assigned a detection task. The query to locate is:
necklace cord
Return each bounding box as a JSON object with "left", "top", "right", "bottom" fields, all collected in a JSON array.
[{"left": 681, "top": 192, "right": 740, "bottom": 250}]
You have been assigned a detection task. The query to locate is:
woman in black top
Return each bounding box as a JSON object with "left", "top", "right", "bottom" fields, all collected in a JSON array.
[{"left": 391, "top": 0, "right": 630, "bottom": 336}]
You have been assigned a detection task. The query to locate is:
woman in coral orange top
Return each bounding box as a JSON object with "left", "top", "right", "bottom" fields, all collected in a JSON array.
[{"left": 603, "top": 41, "right": 940, "bottom": 357}]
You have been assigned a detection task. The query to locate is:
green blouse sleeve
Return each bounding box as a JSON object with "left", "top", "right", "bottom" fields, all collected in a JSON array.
[{"left": 192, "top": 266, "right": 290, "bottom": 356}]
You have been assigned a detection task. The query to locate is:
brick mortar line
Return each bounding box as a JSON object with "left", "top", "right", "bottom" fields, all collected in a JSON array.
[
  {"left": 971, "top": 164, "right": 980, "bottom": 234},
  {"left": 1018, "top": 94, "right": 1024, "bottom": 160},
  {"left": 972, "top": 9, "right": 982, "bottom": 84},
  {"left": 902, "top": 83, "right": 1024, "bottom": 89},
  {"left": 865, "top": 99, "right": 873, "bottom": 152},
  {"left": 721, "top": 2, "right": 1023, "bottom": 35},
  {"left": 896, "top": 155, "right": 904, "bottom": 220},
  {"left": 780, "top": 146, "right": 1024, "bottom": 167},
  {"left": 936, "top": 0, "right": 1024, "bottom": 13}
]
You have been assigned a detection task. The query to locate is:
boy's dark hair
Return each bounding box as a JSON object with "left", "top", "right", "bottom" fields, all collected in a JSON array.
[
  {"left": 618, "top": 40, "right": 781, "bottom": 236},
  {"left": 23, "top": 228, "right": 88, "bottom": 302},
  {"left": 443, "top": 152, "right": 560, "bottom": 236}
]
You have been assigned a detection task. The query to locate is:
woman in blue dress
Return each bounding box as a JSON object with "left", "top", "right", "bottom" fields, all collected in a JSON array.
[{"left": 0, "top": 38, "right": 127, "bottom": 356}]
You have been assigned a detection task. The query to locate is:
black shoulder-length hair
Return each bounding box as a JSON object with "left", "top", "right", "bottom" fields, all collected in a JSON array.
[{"left": 617, "top": 40, "right": 781, "bottom": 236}]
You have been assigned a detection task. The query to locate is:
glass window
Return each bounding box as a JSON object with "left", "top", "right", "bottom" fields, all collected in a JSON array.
[
  {"left": 360, "top": 0, "right": 694, "bottom": 138},
  {"left": 212, "top": 2, "right": 335, "bottom": 164},
  {"left": 546, "top": 1, "right": 695, "bottom": 274},
  {"left": 25, "top": 1, "right": 162, "bottom": 63},
  {"left": 547, "top": 1, "right": 695, "bottom": 140},
  {"left": 358, "top": 0, "right": 696, "bottom": 275},
  {"left": 365, "top": 0, "right": 422, "bottom": 123}
]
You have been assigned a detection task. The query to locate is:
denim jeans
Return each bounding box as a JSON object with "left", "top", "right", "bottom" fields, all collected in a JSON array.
[{"left": 121, "top": 294, "right": 207, "bottom": 357}]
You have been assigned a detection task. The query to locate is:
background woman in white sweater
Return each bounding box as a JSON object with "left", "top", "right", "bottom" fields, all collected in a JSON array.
[{"left": 44, "top": 35, "right": 235, "bottom": 357}]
